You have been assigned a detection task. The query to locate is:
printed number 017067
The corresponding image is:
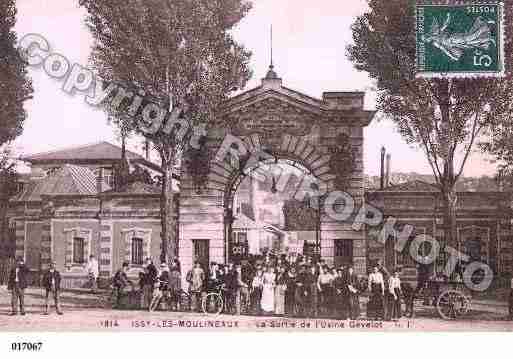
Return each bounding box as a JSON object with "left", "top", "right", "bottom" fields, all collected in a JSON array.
[{"left": 11, "top": 342, "right": 43, "bottom": 351}]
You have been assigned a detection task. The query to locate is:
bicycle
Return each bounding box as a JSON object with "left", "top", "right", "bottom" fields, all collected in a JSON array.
[
  {"left": 178, "top": 288, "right": 192, "bottom": 312},
  {"left": 202, "top": 284, "right": 226, "bottom": 315}
]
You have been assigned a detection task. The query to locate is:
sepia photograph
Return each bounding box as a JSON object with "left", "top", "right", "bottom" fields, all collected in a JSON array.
[{"left": 0, "top": 1, "right": 512, "bottom": 352}]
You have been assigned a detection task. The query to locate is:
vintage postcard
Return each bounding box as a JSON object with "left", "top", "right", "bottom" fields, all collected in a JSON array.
[{"left": 1, "top": 0, "right": 513, "bottom": 349}]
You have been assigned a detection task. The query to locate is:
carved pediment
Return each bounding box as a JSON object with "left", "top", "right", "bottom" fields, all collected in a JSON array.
[{"left": 226, "top": 97, "right": 319, "bottom": 138}]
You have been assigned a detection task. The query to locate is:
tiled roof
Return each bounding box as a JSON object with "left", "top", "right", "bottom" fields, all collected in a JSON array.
[
  {"left": 11, "top": 165, "right": 111, "bottom": 202},
  {"left": 103, "top": 181, "right": 161, "bottom": 195},
  {"left": 22, "top": 141, "right": 147, "bottom": 163}
]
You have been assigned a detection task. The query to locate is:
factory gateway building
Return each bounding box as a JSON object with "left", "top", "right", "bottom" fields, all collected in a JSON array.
[{"left": 4, "top": 68, "right": 513, "bottom": 288}]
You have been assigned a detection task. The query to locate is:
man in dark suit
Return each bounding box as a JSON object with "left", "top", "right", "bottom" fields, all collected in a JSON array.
[
  {"left": 304, "top": 265, "right": 318, "bottom": 318},
  {"left": 207, "top": 262, "right": 222, "bottom": 291},
  {"left": 416, "top": 255, "right": 432, "bottom": 305},
  {"left": 144, "top": 257, "right": 158, "bottom": 284},
  {"left": 42, "top": 261, "right": 63, "bottom": 315},
  {"left": 8, "top": 258, "right": 28, "bottom": 316},
  {"left": 376, "top": 259, "right": 391, "bottom": 320},
  {"left": 113, "top": 261, "right": 133, "bottom": 309}
]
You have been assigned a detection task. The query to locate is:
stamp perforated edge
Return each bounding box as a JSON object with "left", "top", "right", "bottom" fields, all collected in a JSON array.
[{"left": 415, "top": 2, "right": 506, "bottom": 79}]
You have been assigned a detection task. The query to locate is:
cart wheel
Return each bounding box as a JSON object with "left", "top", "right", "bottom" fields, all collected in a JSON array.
[
  {"left": 202, "top": 292, "right": 223, "bottom": 315},
  {"left": 436, "top": 290, "right": 470, "bottom": 320}
]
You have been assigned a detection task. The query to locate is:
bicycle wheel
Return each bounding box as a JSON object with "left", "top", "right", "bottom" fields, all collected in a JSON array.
[{"left": 202, "top": 292, "right": 224, "bottom": 315}]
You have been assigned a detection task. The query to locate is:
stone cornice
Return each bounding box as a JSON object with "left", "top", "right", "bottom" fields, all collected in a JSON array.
[{"left": 219, "top": 85, "right": 376, "bottom": 128}]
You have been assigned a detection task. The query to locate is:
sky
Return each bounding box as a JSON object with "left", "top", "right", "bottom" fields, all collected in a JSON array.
[{"left": 12, "top": 0, "right": 497, "bottom": 176}]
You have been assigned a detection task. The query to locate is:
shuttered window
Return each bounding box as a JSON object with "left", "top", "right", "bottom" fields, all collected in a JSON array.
[
  {"left": 131, "top": 238, "right": 144, "bottom": 265},
  {"left": 73, "top": 237, "right": 85, "bottom": 264}
]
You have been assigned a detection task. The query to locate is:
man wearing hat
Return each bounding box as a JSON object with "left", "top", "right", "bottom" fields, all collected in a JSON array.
[
  {"left": 42, "top": 261, "right": 63, "bottom": 315},
  {"left": 8, "top": 258, "right": 28, "bottom": 315},
  {"left": 113, "top": 261, "right": 133, "bottom": 309},
  {"left": 208, "top": 262, "right": 222, "bottom": 291}
]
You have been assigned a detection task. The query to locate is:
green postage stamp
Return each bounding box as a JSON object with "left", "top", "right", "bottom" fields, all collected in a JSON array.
[{"left": 416, "top": 3, "right": 505, "bottom": 78}]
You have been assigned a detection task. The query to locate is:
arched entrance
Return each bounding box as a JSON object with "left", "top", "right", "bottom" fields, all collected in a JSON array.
[
  {"left": 224, "top": 157, "right": 321, "bottom": 264},
  {"left": 178, "top": 66, "right": 375, "bottom": 276}
]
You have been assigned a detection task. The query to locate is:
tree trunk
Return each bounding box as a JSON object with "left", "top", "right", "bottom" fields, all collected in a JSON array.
[
  {"left": 160, "top": 160, "right": 176, "bottom": 264},
  {"left": 438, "top": 81, "right": 459, "bottom": 266},
  {"left": 0, "top": 201, "right": 7, "bottom": 259},
  {"left": 121, "top": 135, "right": 126, "bottom": 160},
  {"left": 441, "top": 187, "right": 458, "bottom": 250}
]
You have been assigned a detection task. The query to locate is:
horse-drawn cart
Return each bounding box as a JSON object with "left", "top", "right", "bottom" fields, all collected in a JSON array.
[{"left": 408, "top": 279, "right": 472, "bottom": 320}]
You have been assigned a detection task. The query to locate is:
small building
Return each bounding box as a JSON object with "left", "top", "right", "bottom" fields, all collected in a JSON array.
[
  {"left": 365, "top": 180, "right": 513, "bottom": 280},
  {"left": 6, "top": 142, "right": 172, "bottom": 288},
  {"left": 20, "top": 141, "right": 161, "bottom": 187}
]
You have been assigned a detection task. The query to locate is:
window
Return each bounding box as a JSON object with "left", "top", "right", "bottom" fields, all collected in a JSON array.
[
  {"left": 73, "top": 237, "right": 86, "bottom": 264},
  {"left": 104, "top": 172, "right": 113, "bottom": 187},
  {"left": 335, "top": 240, "right": 352, "bottom": 258},
  {"left": 303, "top": 243, "right": 317, "bottom": 258},
  {"left": 397, "top": 237, "right": 415, "bottom": 267},
  {"left": 94, "top": 168, "right": 114, "bottom": 187},
  {"left": 131, "top": 238, "right": 144, "bottom": 265},
  {"left": 234, "top": 231, "right": 247, "bottom": 244},
  {"left": 230, "top": 232, "right": 248, "bottom": 259},
  {"left": 334, "top": 240, "right": 353, "bottom": 267}
]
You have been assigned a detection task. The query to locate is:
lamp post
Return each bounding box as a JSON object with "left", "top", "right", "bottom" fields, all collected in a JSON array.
[
  {"left": 315, "top": 203, "right": 321, "bottom": 262},
  {"left": 224, "top": 207, "right": 234, "bottom": 264},
  {"left": 380, "top": 146, "right": 386, "bottom": 190}
]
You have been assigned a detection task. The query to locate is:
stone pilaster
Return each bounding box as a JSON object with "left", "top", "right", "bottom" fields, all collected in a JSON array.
[
  {"left": 40, "top": 218, "right": 52, "bottom": 270},
  {"left": 14, "top": 220, "right": 25, "bottom": 260},
  {"left": 99, "top": 222, "right": 113, "bottom": 278}
]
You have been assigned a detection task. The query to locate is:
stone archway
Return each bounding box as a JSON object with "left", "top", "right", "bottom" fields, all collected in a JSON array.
[
  {"left": 178, "top": 68, "right": 375, "bottom": 275},
  {"left": 223, "top": 156, "right": 322, "bottom": 263}
]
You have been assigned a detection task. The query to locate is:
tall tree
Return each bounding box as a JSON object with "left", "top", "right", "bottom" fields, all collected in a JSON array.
[
  {"left": 80, "top": 0, "right": 252, "bottom": 262},
  {"left": 481, "top": 116, "right": 513, "bottom": 191},
  {"left": 348, "top": 0, "right": 513, "bottom": 253},
  {"left": 0, "top": 0, "right": 33, "bottom": 256},
  {"left": 0, "top": 0, "right": 32, "bottom": 145}
]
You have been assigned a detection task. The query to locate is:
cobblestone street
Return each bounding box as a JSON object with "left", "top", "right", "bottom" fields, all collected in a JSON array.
[{"left": 1, "top": 286, "right": 511, "bottom": 331}]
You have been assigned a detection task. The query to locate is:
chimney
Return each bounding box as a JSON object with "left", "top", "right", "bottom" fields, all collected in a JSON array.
[
  {"left": 385, "top": 153, "right": 391, "bottom": 188},
  {"left": 96, "top": 167, "right": 104, "bottom": 193},
  {"left": 380, "top": 146, "right": 386, "bottom": 190}
]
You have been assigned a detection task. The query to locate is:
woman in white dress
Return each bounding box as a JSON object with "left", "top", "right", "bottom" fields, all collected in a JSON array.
[{"left": 261, "top": 266, "right": 276, "bottom": 314}]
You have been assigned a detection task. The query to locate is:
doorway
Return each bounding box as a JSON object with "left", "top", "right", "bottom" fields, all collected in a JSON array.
[
  {"left": 193, "top": 239, "right": 210, "bottom": 272},
  {"left": 334, "top": 239, "right": 353, "bottom": 267}
]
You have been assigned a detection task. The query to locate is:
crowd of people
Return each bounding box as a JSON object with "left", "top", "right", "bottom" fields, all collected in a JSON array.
[
  {"left": 112, "top": 253, "right": 413, "bottom": 321},
  {"left": 5, "top": 253, "right": 513, "bottom": 320}
]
